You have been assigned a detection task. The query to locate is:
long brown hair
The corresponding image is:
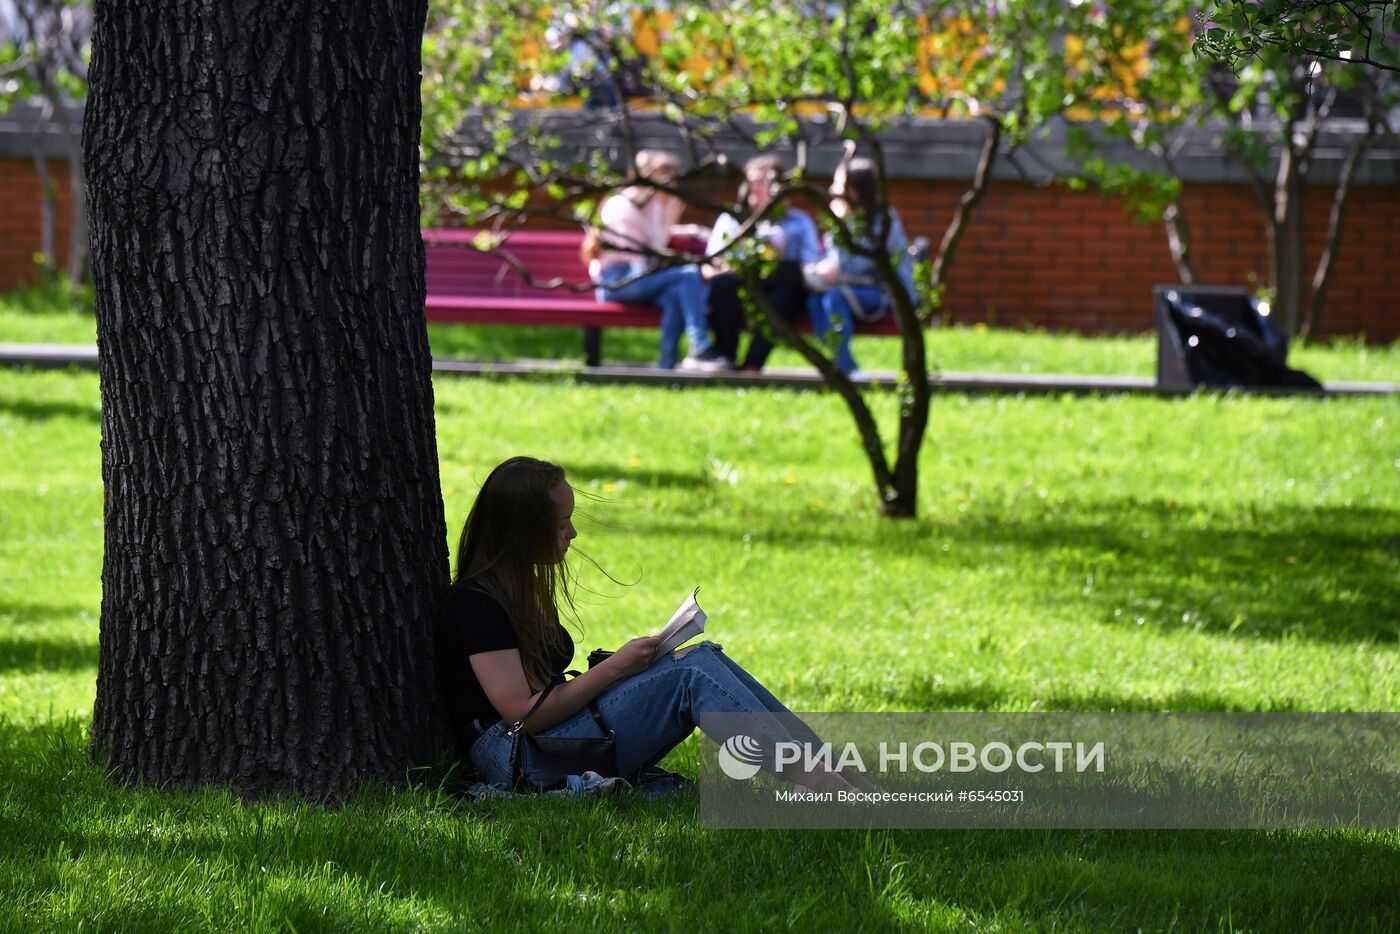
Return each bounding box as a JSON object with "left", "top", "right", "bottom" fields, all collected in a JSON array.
[
  {"left": 453, "top": 456, "right": 576, "bottom": 691},
  {"left": 841, "top": 156, "right": 888, "bottom": 241}
]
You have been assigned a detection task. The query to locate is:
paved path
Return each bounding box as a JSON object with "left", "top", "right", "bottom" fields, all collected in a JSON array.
[{"left": 3, "top": 342, "right": 1396, "bottom": 397}]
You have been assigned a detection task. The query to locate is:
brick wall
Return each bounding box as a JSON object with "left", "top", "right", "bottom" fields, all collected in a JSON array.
[
  {"left": 895, "top": 178, "right": 1400, "bottom": 340},
  {"left": 3, "top": 158, "right": 1395, "bottom": 340},
  {"left": 0, "top": 159, "right": 75, "bottom": 286}
]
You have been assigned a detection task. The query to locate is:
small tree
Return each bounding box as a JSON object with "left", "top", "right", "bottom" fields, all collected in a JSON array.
[
  {"left": 1065, "top": 0, "right": 1397, "bottom": 339},
  {"left": 0, "top": 0, "right": 90, "bottom": 285},
  {"left": 423, "top": 0, "right": 1086, "bottom": 518},
  {"left": 1195, "top": 1, "right": 1400, "bottom": 75}
]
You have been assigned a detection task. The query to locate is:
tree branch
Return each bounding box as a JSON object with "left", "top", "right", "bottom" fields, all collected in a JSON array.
[
  {"left": 930, "top": 115, "right": 1001, "bottom": 301},
  {"left": 1304, "top": 99, "right": 1383, "bottom": 338}
]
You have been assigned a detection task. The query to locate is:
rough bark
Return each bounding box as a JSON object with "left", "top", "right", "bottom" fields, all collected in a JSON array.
[{"left": 86, "top": 0, "right": 449, "bottom": 801}]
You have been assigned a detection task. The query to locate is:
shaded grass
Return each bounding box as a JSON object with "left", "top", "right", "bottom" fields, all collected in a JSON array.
[
  {"left": 1, "top": 365, "right": 1399, "bottom": 930},
  {"left": 2, "top": 717, "right": 1398, "bottom": 931}
]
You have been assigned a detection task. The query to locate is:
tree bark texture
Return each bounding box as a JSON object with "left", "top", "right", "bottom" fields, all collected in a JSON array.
[{"left": 85, "top": 0, "right": 449, "bottom": 800}]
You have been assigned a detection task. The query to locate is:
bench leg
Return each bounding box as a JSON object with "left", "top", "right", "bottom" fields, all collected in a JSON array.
[{"left": 583, "top": 326, "right": 602, "bottom": 367}]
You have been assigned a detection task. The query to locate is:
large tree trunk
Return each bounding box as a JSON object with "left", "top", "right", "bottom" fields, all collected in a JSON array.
[{"left": 85, "top": 0, "right": 449, "bottom": 801}]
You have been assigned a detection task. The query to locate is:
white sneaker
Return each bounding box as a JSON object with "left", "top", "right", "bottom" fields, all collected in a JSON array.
[{"left": 679, "top": 351, "right": 731, "bottom": 372}]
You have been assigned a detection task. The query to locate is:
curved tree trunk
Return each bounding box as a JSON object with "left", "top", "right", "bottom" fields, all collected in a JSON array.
[{"left": 86, "top": 0, "right": 449, "bottom": 801}]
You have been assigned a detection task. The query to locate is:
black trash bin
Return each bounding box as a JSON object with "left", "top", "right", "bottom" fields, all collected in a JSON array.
[{"left": 1153, "top": 285, "right": 1322, "bottom": 390}]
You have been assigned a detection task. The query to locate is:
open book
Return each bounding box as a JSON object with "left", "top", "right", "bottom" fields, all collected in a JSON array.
[{"left": 655, "top": 587, "right": 707, "bottom": 656}]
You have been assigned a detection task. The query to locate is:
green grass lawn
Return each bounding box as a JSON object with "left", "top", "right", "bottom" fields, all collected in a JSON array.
[
  {"left": 3, "top": 285, "right": 1398, "bottom": 383},
  {"left": 1, "top": 350, "right": 1398, "bottom": 930}
]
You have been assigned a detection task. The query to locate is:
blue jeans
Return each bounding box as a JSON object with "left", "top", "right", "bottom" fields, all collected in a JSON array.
[
  {"left": 595, "top": 262, "right": 712, "bottom": 368},
  {"left": 469, "top": 641, "right": 824, "bottom": 784},
  {"left": 808, "top": 286, "right": 888, "bottom": 376}
]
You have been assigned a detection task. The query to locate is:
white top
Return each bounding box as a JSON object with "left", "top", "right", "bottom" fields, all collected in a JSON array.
[{"left": 705, "top": 213, "right": 790, "bottom": 261}]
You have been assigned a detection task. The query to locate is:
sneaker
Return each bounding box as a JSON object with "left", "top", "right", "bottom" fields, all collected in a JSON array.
[{"left": 679, "top": 348, "right": 731, "bottom": 372}]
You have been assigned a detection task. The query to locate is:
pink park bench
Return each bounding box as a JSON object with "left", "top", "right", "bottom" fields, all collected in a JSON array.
[{"left": 423, "top": 228, "right": 902, "bottom": 366}]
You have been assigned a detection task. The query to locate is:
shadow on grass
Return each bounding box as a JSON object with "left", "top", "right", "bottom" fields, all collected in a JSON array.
[
  {"left": 1, "top": 718, "right": 1397, "bottom": 931},
  {"left": 0, "top": 599, "right": 97, "bottom": 674},
  {"left": 629, "top": 496, "right": 1400, "bottom": 646},
  {"left": 0, "top": 396, "right": 102, "bottom": 424},
  {"left": 566, "top": 461, "right": 713, "bottom": 491},
  {"left": 869, "top": 676, "right": 1307, "bottom": 713},
  {"left": 0, "top": 631, "right": 97, "bottom": 674}
]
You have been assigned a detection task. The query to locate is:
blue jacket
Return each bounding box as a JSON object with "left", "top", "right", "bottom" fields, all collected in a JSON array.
[{"left": 824, "top": 208, "right": 917, "bottom": 300}]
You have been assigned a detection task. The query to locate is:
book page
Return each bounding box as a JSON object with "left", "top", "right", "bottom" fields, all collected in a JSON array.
[{"left": 656, "top": 587, "right": 706, "bottom": 656}]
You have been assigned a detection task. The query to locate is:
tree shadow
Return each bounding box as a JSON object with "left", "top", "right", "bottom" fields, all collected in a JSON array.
[
  {"left": 944, "top": 498, "right": 1400, "bottom": 646},
  {"left": 0, "top": 599, "right": 98, "bottom": 674},
  {"left": 0, "top": 597, "right": 94, "bottom": 625},
  {"left": 2, "top": 714, "right": 1396, "bottom": 932},
  {"left": 0, "top": 630, "right": 98, "bottom": 674},
  {"left": 867, "top": 674, "right": 1307, "bottom": 713},
  {"left": 566, "top": 461, "right": 713, "bottom": 491},
  {"left": 0, "top": 396, "right": 102, "bottom": 423},
  {"left": 625, "top": 496, "right": 1400, "bottom": 645}
]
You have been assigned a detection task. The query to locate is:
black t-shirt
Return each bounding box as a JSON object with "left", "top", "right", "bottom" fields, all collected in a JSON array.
[{"left": 435, "top": 583, "right": 574, "bottom": 756}]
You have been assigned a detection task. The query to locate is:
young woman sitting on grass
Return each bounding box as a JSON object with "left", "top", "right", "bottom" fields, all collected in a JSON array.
[{"left": 434, "top": 455, "right": 867, "bottom": 793}]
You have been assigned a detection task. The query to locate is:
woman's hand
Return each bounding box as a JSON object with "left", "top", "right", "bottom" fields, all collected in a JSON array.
[
  {"left": 609, "top": 636, "right": 661, "bottom": 677},
  {"left": 817, "top": 258, "right": 839, "bottom": 283}
]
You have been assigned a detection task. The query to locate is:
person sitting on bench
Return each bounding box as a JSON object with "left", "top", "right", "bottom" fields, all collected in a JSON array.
[
  {"left": 584, "top": 150, "right": 727, "bottom": 371},
  {"left": 808, "top": 156, "right": 917, "bottom": 377},
  {"left": 704, "top": 153, "right": 823, "bottom": 372}
]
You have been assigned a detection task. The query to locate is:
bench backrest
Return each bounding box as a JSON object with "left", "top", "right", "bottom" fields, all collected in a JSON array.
[
  {"left": 424, "top": 230, "right": 593, "bottom": 300},
  {"left": 422, "top": 227, "right": 905, "bottom": 336}
]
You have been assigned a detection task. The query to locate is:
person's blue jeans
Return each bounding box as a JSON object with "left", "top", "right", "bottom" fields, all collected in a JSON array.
[
  {"left": 469, "top": 641, "right": 825, "bottom": 784},
  {"left": 809, "top": 285, "right": 888, "bottom": 376},
  {"left": 595, "top": 262, "right": 712, "bottom": 368}
]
